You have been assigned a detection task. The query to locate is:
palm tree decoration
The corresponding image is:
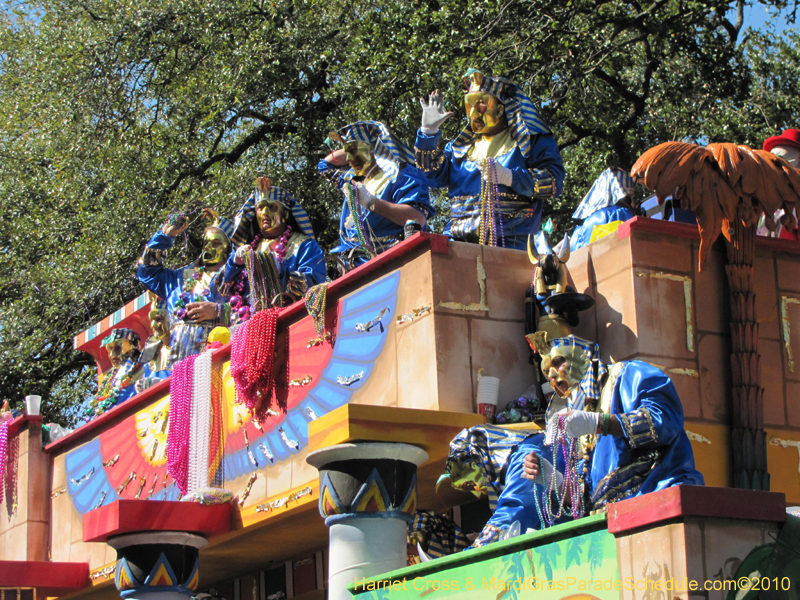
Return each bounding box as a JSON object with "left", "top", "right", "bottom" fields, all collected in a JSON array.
[{"left": 631, "top": 141, "right": 800, "bottom": 490}]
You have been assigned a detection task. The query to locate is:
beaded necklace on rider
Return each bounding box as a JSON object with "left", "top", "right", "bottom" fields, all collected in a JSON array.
[
  {"left": 479, "top": 157, "right": 506, "bottom": 247},
  {"left": 533, "top": 413, "right": 589, "bottom": 528},
  {"left": 344, "top": 182, "right": 377, "bottom": 258},
  {"left": 245, "top": 247, "right": 283, "bottom": 311}
]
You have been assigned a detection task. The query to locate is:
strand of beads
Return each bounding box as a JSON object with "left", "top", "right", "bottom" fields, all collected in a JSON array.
[
  {"left": 167, "top": 353, "right": 197, "bottom": 495},
  {"left": 344, "top": 183, "right": 376, "bottom": 256},
  {"left": 245, "top": 246, "right": 282, "bottom": 311},
  {"left": 305, "top": 283, "right": 328, "bottom": 338},
  {"left": 533, "top": 414, "right": 587, "bottom": 528},
  {"left": 0, "top": 422, "right": 7, "bottom": 504},
  {"left": 229, "top": 270, "right": 249, "bottom": 322},
  {"left": 174, "top": 267, "right": 209, "bottom": 320},
  {"left": 479, "top": 158, "right": 506, "bottom": 247},
  {"left": 230, "top": 308, "right": 281, "bottom": 422},
  {"left": 188, "top": 350, "right": 212, "bottom": 493},
  {"left": 209, "top": 361, "right": 224, "bottom": 487}
]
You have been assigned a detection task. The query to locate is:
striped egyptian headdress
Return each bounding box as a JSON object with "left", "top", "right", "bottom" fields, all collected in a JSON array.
[
  {"left": 452, "top": 69, "right": 551, "bottom": 160},
  {"left": 333, "top": 121, "right": 415, "bottom": 183},
  {"left": 230, "top": 179, "right": 316, "bottom": 248},
  {"left": 572, "top": 168, "right": 636, "bottom": 221}
]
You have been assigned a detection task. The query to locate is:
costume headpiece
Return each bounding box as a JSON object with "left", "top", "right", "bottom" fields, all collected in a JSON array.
[
  {"left": 148, "top": 294, "right": 168, "bottom": 320},
  {"left": 528, "top": 332, "right": 607, "bottom": 411},
  {"left": 101, "top": 328, "right": 141, "bottom": 349},
  {"left": 202, "top": 208, "right": 235, "bottom": 242},
  {"left": 763, "top": 129, "right": 800, "bottom": 153},
  {"left": 572, "top": 168, "right": 636, "bottom": 221},
  {"left": 452, "top": 69, "right": 551, "bottom": 160},
  {"left": 230, "top": 177, "right": 315, "bottom": 247},
  {"left": 330, "top": 121, "right": 415, "bottom": 183}
]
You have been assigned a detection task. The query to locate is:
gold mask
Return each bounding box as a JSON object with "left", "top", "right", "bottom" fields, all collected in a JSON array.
[
  {"left": 149, "top": 309, "right": 170, "bottom": 342},
  {"left": 539, "top": 343, "right": 592, "bottom": 399},
  {"left": 255, "top": 200, "right": 288, "bottom": 238},
  {"left": 202, "top": 230, "right": 229, "bottom": 266},
  {"left": 106, "top": 339, "right": 133, "bottom": 369},
  {"left": 464, "top": 92, "right": 506, "bottom": 135},
  {"left": 344, "top": 141, "right": 375, "bottom": 176}
]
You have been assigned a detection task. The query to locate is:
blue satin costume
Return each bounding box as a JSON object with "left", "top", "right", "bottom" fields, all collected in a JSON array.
[
  {"left": 474, "top": 360, "right": 702, "bottom": 545},
  {"left": 223, "top": 230, "right": 326, "bottom": 300},
  {"left": 585, "top": 361, "right": 704, "bottom": 506},
  {"left": 415, "top": 130, "right": 564, "bottom": 249},
  {"left": 137, "top": 231, "right": 238, "bottom": 365},
  {"left": 414, "top": 73, "right": 564, "bottom": 249},
  {"left": 221, "top": 188, "right": 326, "bottom": 303},
  {"left": 569, "top": 168, "right": 637, "bottom": 251},
  {"left": 318, "top": 160, "right": 433, "bottom": 262},
  {"left": 569, "top": 203, "right": 635, "bottom": 251}
]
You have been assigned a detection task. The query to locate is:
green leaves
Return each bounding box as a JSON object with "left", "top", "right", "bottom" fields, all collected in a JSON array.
[{"left": 0, "top": 0, "right": 795, "bottom": 424}]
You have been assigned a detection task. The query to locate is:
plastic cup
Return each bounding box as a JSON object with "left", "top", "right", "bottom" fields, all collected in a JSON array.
[
  {"left": 476, "top": 376, "right": 500, "bottom": 424},
  {"left": 25, "top": 395, "right": 41, "bottom": 416},
  {"left": 476, "top": 376, "right": 500, "bottom": 406}
]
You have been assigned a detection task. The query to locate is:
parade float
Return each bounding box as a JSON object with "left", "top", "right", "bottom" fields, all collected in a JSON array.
[{"left": 0, "top": 212, "right": 798, "bottom": 599}]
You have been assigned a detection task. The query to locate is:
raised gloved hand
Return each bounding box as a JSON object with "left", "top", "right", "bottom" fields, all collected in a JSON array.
[
  {"left": 563, "top": 409, "right": 600, "bottom": 438},
  {"left": 234, "top": 244, "right": 250, "bottom": 265},
  {"left": 419, "top": 90, "right": 454, "bottom": 135}
]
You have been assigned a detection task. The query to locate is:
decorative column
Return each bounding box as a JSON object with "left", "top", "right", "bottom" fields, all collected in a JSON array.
[
  {"left": 82, "top": 500, "right": 231, "bottom": 600},
  {"left": 306, "top": 442, "right": 428, "bottom": 600},
  {"left": 109, "top": 532, "right": 206, "bottom": 599}
]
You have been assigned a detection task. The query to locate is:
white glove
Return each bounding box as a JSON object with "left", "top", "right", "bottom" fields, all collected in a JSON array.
[
  {"left": 352, "top": 182, "right": 378, "bottom": 210},
  {"left": 419, "top": 90, "right": 454, "bottom": 135},
  {"left": 234, "top": 245, "right": 250, "bottom": 265},
  {"left": 564, "top": 410, "right": 601, "bottom": 438},
  {"left": 495, "top": 163, "right": 513, "bottom": 187}
]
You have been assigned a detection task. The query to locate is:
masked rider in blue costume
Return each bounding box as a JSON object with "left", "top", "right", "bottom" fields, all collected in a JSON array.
[
  {"left": 569, "top": 168, "right": 636, "bottom": 251},
  {"left": 415, "top": 70, "right": 565, "bottom": 249},
  {"left": 459, "top": 333, "right": 704, "bottom": 547},
  {"left": 318, "top": 121, "right": 433, "bottom": 272},
  {"left": 137, "top": 211, "right": 239, "bottom": 365},
  {"left": 224, "top": 178, "right": 326, "bottom": 308}
]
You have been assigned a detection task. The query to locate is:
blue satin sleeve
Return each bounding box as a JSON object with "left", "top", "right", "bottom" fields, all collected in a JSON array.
[
  {"left": 224, "top": 251, "right": 243, "bottom": 284},
  {"left": 136, "top": 231, "right": 184, "bottom": 307},
  {"left": 415, "top": 129, "right": 565, "bottom": 200},
  {"left": 512, "top": 133, "right": 565, "bottom": 199},
  {"left": 385, "top": 165, "right": 434, "bottom": 219},
  {"left": 590, "top": 362, "right": 704, "bottom": 498},
  {"left": 281, "top": 238, "right": 326, "bottom": 290}
]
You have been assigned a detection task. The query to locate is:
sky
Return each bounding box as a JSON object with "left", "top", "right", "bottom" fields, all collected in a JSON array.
[{"left": 734, "top": 2, "right": 797, "bottom": 35}]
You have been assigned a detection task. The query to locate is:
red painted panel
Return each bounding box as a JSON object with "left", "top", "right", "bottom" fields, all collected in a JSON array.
[
  {"left": 0, "top": 560, "right": 89, "bottom": 594},
  {"left": 616, "top": 216, "right": 700, "bottom": 241},
  {"left": 607, "top": 485, "right": 786, "bottom": 534},
  {"left": 82, "top": 499, "right": 232, "bottom": 543}
]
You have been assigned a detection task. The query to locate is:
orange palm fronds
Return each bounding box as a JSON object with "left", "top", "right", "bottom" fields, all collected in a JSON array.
[{"left": 631, "top": 141, "right": 800, "bottom": 269}]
